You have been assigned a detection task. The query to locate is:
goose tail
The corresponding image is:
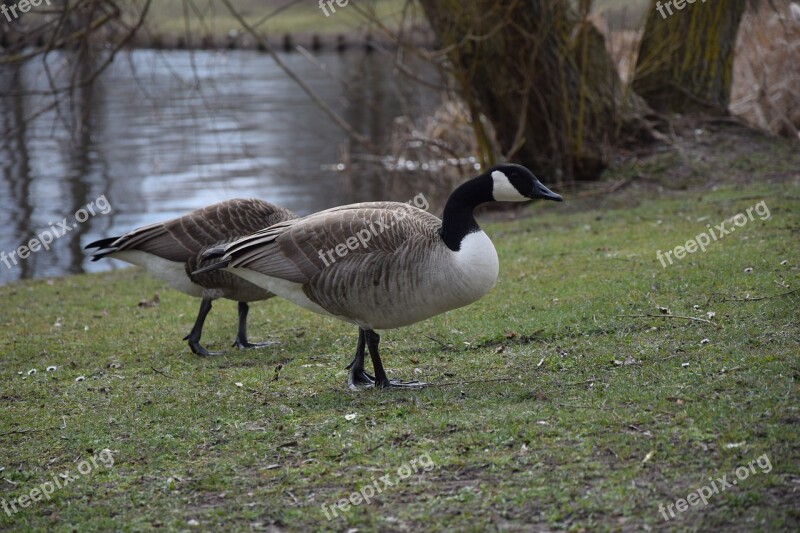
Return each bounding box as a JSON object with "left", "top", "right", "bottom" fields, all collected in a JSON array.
[{"left": 84, "top": 236, "right": 121, "bottom": 261}]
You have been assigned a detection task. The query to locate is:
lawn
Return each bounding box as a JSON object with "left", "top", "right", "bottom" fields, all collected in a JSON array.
[
  {"left": 140, "top": 0, "right": 419, "bottom": 38},
  {"left": 0, "top": 126, "right": 798, "bottom": 531}
]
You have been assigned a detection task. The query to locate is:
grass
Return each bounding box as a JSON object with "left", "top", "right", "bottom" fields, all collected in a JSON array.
[
  {"left": 139, "top": 0, "right": 419, "bottom": 37},
  {"left": 1, "top": 133, "right": 799, "bottom": 530}
]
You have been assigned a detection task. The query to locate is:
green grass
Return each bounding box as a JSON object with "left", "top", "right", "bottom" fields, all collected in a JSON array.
[
  {"left": 1, "top": 172, "right": 799, "bottom": 530},
  {"left": 139, "top": 0, "right": 419, "bottom": 37}
]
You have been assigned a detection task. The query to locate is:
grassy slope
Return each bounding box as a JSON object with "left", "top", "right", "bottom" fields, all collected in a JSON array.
[
  {"left": 1, "top": 131, "right": 799, "bottom": 531},
  {"left": 141, "top": 0, "right": 417, "bottom": 37}
]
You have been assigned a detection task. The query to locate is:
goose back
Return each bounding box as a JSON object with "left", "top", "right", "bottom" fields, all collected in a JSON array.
[
  {"left": 88, "top": 199, "right": 296, "bottom": 301},
  {"left": 219, "top": 202, "right": 499, "bottom": 329}
]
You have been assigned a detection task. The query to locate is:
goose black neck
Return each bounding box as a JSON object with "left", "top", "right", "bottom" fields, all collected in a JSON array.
[{"left": 439, "top": 175, "right": 491, "bottom": 251}]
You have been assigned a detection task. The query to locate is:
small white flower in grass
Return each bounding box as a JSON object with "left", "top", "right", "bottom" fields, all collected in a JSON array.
[
  {"left": 693, "top": 304, "right": 701, "bottom": 310},
  {"left": 235, "top": 382, "right": 243, "bottom": 388},
  {"left": 344, "top": 413, "right": 357, "bottom": 421},
  {"left": 682, "top": 362, "right": 690, "bottom": 368},
  {"left": 187, "top": 519, "right": 200, "bottom": 527},
  {"left": 75, "top": 376, "right": 85, "bottom": 382},
  {"left": 46, "top": 366, "right": 57, "bottom": 372},
  {"left": 700, "top": 338, "right": 710, "bottom": 345},
  {"left": 28, "top": 369, "right": 37, "bottom": 375},
  {"left": 706, "top": 311, "right": 716, "bottom": 319}
]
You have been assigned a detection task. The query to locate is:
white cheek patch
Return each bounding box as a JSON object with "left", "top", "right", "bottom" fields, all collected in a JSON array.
[{"left": 491, "top": 171, "right": 528, "bottom": 202}]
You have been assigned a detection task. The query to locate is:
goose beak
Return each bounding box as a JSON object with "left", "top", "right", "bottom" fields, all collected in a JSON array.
[{"left": 532, "top": 180, "right": 563, "bottom": 202}]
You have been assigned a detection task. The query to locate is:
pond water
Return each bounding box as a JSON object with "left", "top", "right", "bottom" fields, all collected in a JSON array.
[{"left": 0, "top": 49, "right": 441, "bottom": 284}]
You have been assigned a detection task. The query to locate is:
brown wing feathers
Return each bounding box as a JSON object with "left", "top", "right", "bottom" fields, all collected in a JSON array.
[{"left": 87, "top": 199, "right": 296, "bottom": 262}]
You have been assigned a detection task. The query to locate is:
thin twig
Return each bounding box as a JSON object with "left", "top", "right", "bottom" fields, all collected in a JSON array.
[
  {"left": 425, "top": 335, "right": 451, "bottom": 348},
  {"left": 722, "top": 288, "right": 799, "bottom": 302},
  {"left": 557, "top": 403, "right": 615, "bottom": 410},
  {"left": 151, "top": 366, "right": 175, "bottom": 379},
  {"left": 617, "top": 314, "right": 720, "bottom": 328},
  {"left": 0, "top": 428, "right": 47, "bottom": 438},
  {"left": 423, "top": 377, "right": 516, "bottom": 388},
  {"left": 565, "top": 378, "right": 599, "bottom": 386}
]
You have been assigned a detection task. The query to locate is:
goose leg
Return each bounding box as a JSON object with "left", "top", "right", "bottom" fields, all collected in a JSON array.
[
  {"left": 348, "top": 328, "right": 375, "bottom": 389},
  {"left": 363, "top": 329, "right": 426, "bottom": 389},
  {"left": 184, "top": 298, "right": 223, "bottom": 356},
  {"left": 232, "top": 302, "right": 276, "bottom": 350}
]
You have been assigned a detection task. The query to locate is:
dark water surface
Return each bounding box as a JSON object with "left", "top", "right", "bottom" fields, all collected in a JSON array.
[{"left": 0, "top": 49, "right": 440, "bottom": 284}]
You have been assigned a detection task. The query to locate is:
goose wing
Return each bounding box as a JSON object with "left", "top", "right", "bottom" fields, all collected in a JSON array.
[
  {"left": 221, "top": 202, "right": 442, "bottom": 285},
  {"left": 87, "top": 199, "right": 295, "bottom": 261}
]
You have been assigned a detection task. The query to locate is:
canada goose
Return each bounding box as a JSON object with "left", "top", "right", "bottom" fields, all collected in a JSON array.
[
  {"left": 196, "top": 164, "right": 563, "bottom": 388},
  {"left": 85, "top": 199, "right": 296, "bottom": 356}
]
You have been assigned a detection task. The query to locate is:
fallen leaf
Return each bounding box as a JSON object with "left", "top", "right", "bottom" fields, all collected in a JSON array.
[{"left": 138, "top": 294, "right": 160, "bottom": 308}]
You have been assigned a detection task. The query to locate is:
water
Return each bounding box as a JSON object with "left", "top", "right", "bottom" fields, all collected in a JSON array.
[{"left": 0, "top": 49, "right": 441, "bottom": 284}]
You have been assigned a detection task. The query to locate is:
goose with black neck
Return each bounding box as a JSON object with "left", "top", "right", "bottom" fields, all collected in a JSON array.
[{"left": 196, "top": 163, "right": 563, "bottom": 389}]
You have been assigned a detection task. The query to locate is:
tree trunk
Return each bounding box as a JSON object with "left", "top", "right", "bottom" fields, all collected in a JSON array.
[
  {"left": 419, "top": 0, "right": 631, "bottom": 181},
  {"left": 633, "top": 0, "right": 747, "bottom": 113}
]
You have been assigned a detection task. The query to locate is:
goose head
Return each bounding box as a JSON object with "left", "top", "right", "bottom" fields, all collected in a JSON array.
[
  {"left": 439, "top": 163, "right": 562, "bottom": 251},
  {"left": 488, "top": 163, "right": 563, "bottom": 203}
]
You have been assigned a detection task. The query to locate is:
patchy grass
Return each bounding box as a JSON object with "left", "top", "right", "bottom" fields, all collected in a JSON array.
[
  {"left": 141, "top": 0, "right": 419, "bottom": 38},
  {"left": 1, "top": 141, "right": 799, "bottom": 530}
]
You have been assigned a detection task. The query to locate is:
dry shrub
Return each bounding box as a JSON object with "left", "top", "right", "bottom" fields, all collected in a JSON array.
[
  {"left": 375, "top": 100, "right": 497, "bottom": 210},
  {"left": 595, "top": 1, "right": 800, "bottom": 139},
  {"left": 730, "top": 0, "right": 800, "bottom": 138}
]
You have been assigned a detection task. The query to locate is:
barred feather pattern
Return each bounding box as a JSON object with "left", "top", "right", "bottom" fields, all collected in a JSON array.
[
  {"left": 88, "top": 198, "right": 297, "bottom": 302},
  {"left": 218, "top": 202, "right": 499, "bottom": 329}
]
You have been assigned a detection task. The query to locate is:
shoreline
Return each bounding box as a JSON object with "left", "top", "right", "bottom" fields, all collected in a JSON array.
[{"left": 0, "top": 27, "right": 435, "bottom": 53}]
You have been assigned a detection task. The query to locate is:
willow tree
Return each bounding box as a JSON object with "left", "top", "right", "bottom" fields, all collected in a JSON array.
[
  {"left": 633, "top": 0, "right": 748, "bottom": 113},
  {"left": 418, "top": 0, "right": 645, "bottom": 181}
]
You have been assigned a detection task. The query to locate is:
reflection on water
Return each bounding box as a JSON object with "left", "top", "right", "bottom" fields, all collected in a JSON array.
[{"left": 0, "top": 49, "right": 440, "bottom": 284}]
